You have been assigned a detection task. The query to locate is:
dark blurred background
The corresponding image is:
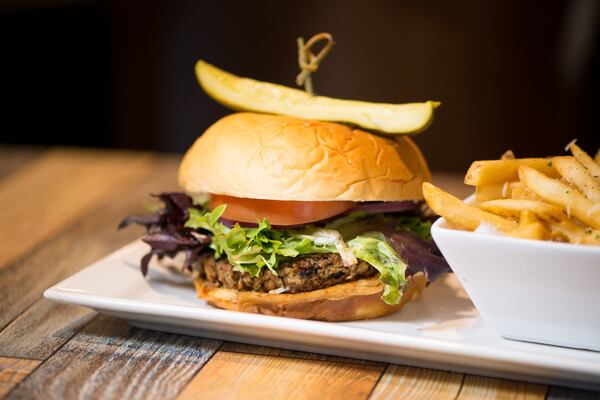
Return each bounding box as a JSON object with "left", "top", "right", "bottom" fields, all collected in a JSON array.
[{"left": 1, "top": 0, "right": 598, "bottom": 171}]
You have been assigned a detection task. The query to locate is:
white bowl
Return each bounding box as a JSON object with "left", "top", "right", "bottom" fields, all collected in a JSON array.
[{"left": 431, "top": 213, "right": 600, "bottom": 351}]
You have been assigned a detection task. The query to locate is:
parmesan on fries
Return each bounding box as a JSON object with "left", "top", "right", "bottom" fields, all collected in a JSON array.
[
  {"left": 519, "top": 166, "right": 600, "bottom": 229},
  {"left": 553, "top": 156, "right": 600, "bottom": 203},
  {"left": 425, "top": 141, "right": 600, "bottom": 245},
  {"left": 566, "top": 142, "right": 600, "bottom": 186}
]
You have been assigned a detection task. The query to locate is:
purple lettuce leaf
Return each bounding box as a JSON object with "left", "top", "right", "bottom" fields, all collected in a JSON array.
[
  {"left": 382, "top": 230, "right": 451, "bottom": 283},
  {"left": 119, "top": 193, "right": 211, "bottom": 275},
  {"left": 121, "top": 193, "right": 450, "bottom": 285},
  {"left": 349, "top": 201, "right": 418, "bottom": 214}
]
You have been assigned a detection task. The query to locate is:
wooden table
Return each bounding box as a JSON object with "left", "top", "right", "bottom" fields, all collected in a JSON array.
[{"left": 0, "top": 147, "right": 597, "bottom": 400}]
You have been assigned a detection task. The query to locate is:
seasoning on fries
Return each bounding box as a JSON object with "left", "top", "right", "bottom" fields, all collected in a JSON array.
[
  {"left": 424, "top": 141, "right": 600, "bottom": 246},
  {"left": 566, "top": 141, "right": 600, "bottom": 186}
]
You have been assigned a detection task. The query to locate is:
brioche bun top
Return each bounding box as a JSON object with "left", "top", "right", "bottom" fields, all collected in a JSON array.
[{"left": 178, "top": 112, "right": 431, "bottom": 201}]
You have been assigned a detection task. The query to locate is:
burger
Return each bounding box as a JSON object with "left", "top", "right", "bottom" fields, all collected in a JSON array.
[{"left": 120, "top": 112, "right": 450, "bottom": 321}]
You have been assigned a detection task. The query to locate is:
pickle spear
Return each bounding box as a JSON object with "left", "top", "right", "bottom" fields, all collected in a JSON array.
[{"left": 195, "top": 60, "right": 440, "bottom": 135}]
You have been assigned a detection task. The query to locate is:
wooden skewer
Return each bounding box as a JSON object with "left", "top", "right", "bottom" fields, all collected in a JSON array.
[{"left": 296, "top": 32, "right": 335, "bottom": 95}]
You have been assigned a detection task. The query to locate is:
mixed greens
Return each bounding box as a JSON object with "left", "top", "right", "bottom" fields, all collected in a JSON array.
[
  {"left": 185, "top": 205, "right": 408, "bottom": 304},
  {"left": 120, "top": 193, "right": 449, "bottom": 305}
]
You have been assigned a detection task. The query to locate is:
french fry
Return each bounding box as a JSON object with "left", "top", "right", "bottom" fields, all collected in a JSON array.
[
  {"left": 553, "top": 156, "right": 600, "bottom": 203},
  {"left": 422, "top": 182, "right": 517, "bottom": 232},
  {"left": 567, "top": 142, "right": 600, "bottom": 186},
  {"left": 509, "top": 224, "right": 549, "bottom": 241},
  {"left": 478, "top": 199, "right": 565, "bottom": 221},
  {"left": 427, "top": 143, "right": 600, "bottom": 246},
  {"left": 507, "top": 210, "right": 549, "bottom": 241},
  {"left": 510, "top": 182, "right": 541, "bottom": 200},
  {"left": 464, "top": 158, "right": 557, "bottom": 186},
  {"left": 581, "top": 227, "right": 600, "bottom": 245},
  {"left": 549, "top": 220, "right": 579, "bottom": 243},
  {"left": 475, "top": 183, "right": 507, "bottom": 202},
  {"left": 500, "top": 150, "right": 515, "bottom": 160},
  {"left": 520, "top": 209, "right": 539, "bottom": 225},
  {"left": 518, "top": 166, "right": 600, "bottom": 229},
  {"left": 548, "top": 219, "right": 600, "bottom": 245}
]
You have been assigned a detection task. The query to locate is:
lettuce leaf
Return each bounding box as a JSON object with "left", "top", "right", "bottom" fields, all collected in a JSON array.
[
  {"left": 119, "top": 192, "right": 211, "bottom": 275},
  {"left": 383, "top": 230, "right": 449, "bottom": 282},
  {"left": 292, "top": 229, "right": 357, "bottom": 266},
  {"left": 348, "top": 233, "right": 407, "bottom": 304},
  {"left": 396, "top": 216, "right": 432, "bottom": 240},
  {"left": 325, "top": 212, "right": 393, "bottom": 240},
  {"left": 185, "top": 206, "right": 339, "bottom": 277},
  {"left": 184, "top": 206, "right": 441, "bottom": 305},
  {"left": 122, "top": 193, "right": 447, "bottom": 305},
  {"left": 326, "top": 212, "right": 431, "bottom": 240}
]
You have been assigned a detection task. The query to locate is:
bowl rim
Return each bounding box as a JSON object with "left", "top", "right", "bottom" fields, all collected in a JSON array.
[{"left": 431, "top": 195, "right": 600, "bottom": 254}]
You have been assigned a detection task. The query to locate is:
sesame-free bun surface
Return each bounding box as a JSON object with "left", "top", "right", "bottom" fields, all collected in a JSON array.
[{"left": 178, "top": 112, "right": 431, "bottom": 201}]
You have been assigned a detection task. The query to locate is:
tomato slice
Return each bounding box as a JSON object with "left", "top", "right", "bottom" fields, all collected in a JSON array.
[{"left": 209, "top": 194, "right": 355, "bottom": 226}]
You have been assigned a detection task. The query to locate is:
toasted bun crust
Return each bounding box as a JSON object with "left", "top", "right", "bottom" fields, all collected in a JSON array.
[
  {"left": 178, "top": 112, "right": 431, "bottom": 201},
  {"left": 193, "top": 273, "right": 426, "bottom": 321}
]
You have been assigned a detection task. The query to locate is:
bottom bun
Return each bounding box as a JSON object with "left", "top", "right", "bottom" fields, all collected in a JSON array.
[{"left": 193, "top": 272, "right": 427, "bottom": 321}]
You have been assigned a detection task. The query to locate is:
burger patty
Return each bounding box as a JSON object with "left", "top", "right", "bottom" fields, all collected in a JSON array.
[{"left": 194, "top": 253, "right": 377, "bottom": 293}]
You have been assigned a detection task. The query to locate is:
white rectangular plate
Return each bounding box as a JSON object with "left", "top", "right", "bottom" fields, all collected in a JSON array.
[{"left": 45, "top": 240, "right": 600, "bottom": 390}]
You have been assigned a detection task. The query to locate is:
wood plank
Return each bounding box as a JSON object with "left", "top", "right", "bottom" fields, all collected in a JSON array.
[
  {"left": 0, "top": 147, "right": 46, "bottom": 180},
  {"left": 546, "top": 386, "right": 600, "bottom": 399},
  {"left": 6, "top": 315, "right": 222, "bottom": 400},
  {"left": 0, "top": 148, "right": 153, "bottom": 269},
  {"left": 369, "top": 364, "right": 463, "bottom": 400},
  {"left": 456, "top": 375, "right": 547, "bottom": 399},
  {"left": 0, "top": 299, "right": 96, "bottom": 360},
  {"left": 0, "top": 155, "right": 179, "bottom": 331},
  {"left": 178, "top": 351, "right": 384, "bottom": 400},
  {"left": 220, "top": 342, "right": 384, "bottom": 365},
  {"left": 0, "top": 357, "right": 40, "bottom": 399}
]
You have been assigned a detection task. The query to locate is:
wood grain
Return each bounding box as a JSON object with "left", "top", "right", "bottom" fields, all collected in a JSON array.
[
  {"left": 178, "top": 351, "right": 383, "bottom": 400},
  {"left": 0, "top": 147, "right": 46, "bottom": 180},
  {"left": 220, "top": 342, "right": 384, "bottom": 365},
  {"left": 0, "top": 149, "right": 597, "bottom": 400},
  {"left": 6, "top": 315, "right": 222, "bottom": 400},
  {"left": 0, "top": 148, "right": 152, "bottom": 269},
  {"left": 370, "top": 364, "right": 463, "bottom": 400},
  {"left": 0, "top": 154, "right": 179, "bottom": 331},
  {"left": 456, "top": 375, "right": 547, "bottom": 399},
  {"left": 0, "top": 299, "right": 96, "bottom": 360},
  {"left": 0, "top": 357, "right": 40, "bottom": 398}
]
